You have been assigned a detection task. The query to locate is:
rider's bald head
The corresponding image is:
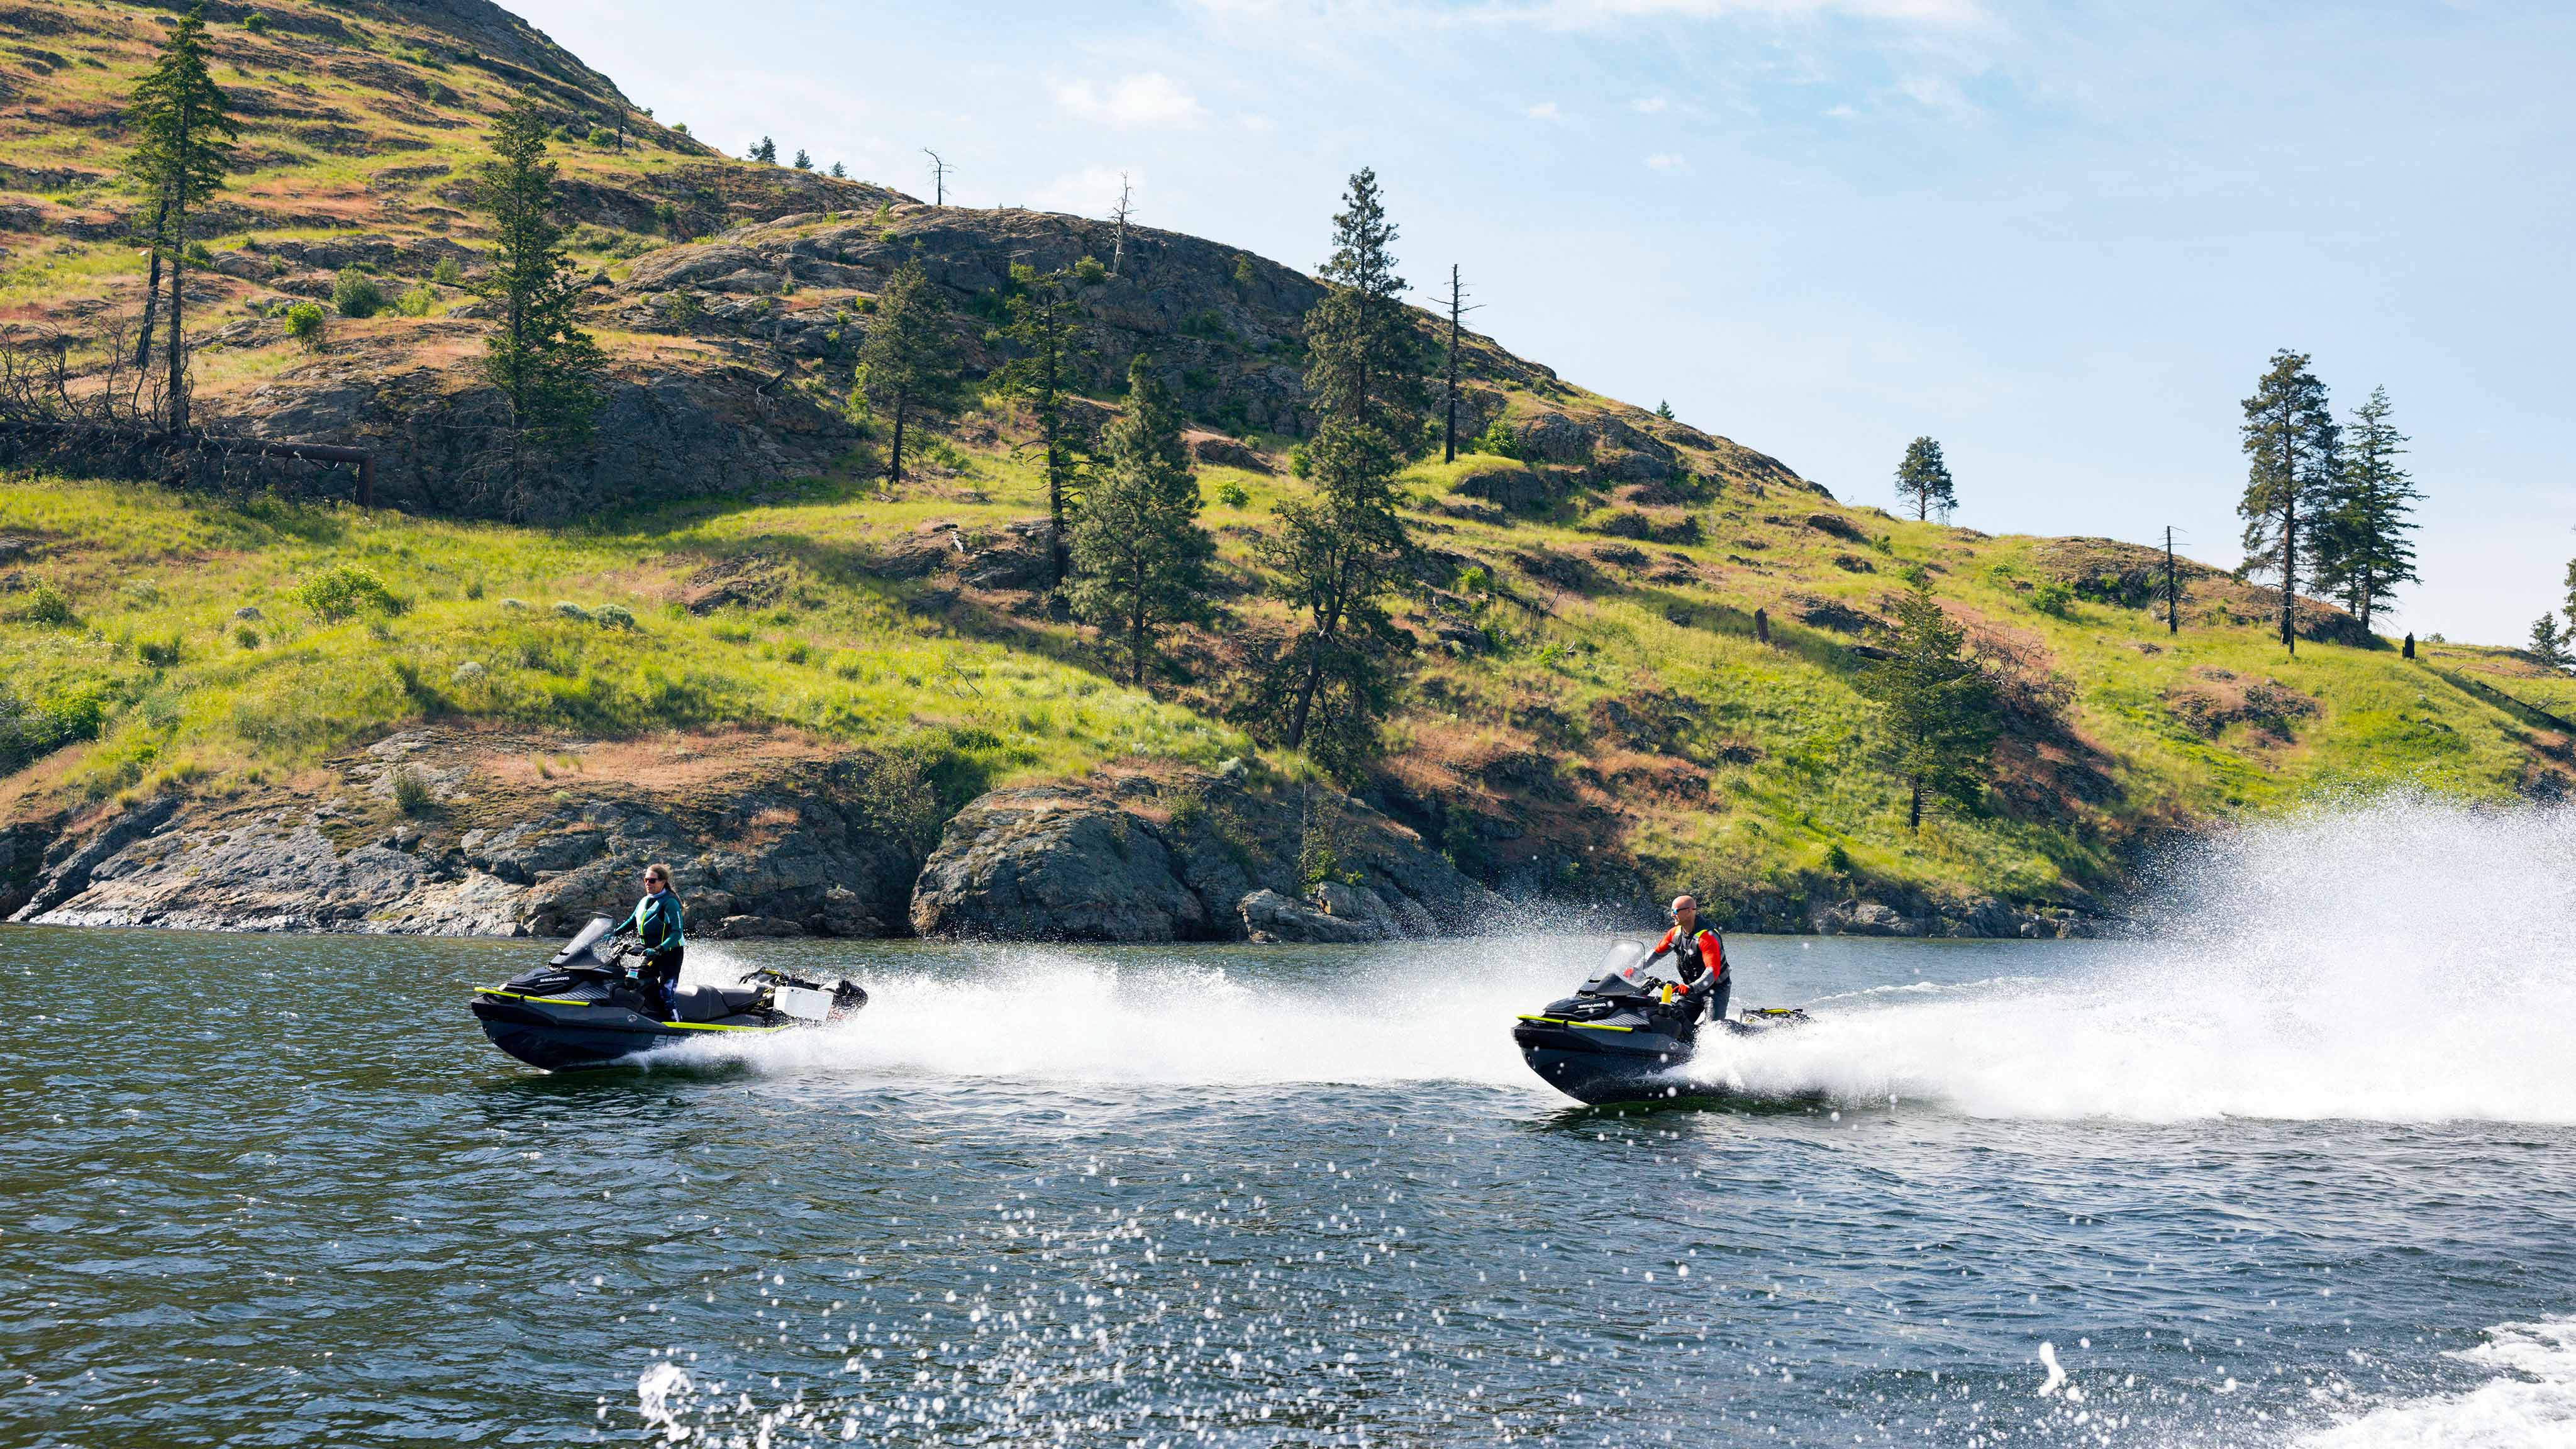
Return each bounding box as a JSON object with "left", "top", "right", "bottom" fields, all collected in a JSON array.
[{"left": 1670, "top": 895, "right": 1697, "bottom": 918}]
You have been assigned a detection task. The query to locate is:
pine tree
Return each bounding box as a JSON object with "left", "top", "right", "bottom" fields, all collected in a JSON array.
[
  {"left": 2238, "top": 350, "right": 2340, "bottom": 654},
  {"left": 792, "top": 148, "right": 812, "bottom": 171},
  {"left": 856, "top": 257, "right": 961, "bottom": 491},
  {"left": 1067, "top": 357, "right": 1214, "bottom": 687},
  {"left": 2564, "top": 557, "right": 2576, "bottom": 637},
  {"left": 2531, "top": 615, "right": 2568, "bottom": 672},
  {"left": 997, "top": 266, "right": 1088, "bottom": 587},
  {"left": 1893, "top": 436, "right": 1956, "bottom": 522},
  {"left": 1257, "top": 168, "right": 1423, "bottom": 777},
  {"left": 123, "top": 4, "right": 236, "bottom": 433},
  {"left": 475, "top": 101, "right": 606, "bottom": 512},
  {"left": 828, "top": 162, "right": 846, "bottom": 179},
  {"left": 2311, "top": 385, "right": 2421, "bottom": 631},
  {"left": 750, "top": 136, "right": 777, "bottom": 164},
  {"left": 1856, "top": 579, "right": 1999, "bottom": 831},
  {"left": 1655, "top": 400, "right": 1674, "bottom": 421}
]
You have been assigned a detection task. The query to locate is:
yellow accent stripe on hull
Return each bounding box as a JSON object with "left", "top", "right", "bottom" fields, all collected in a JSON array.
[
  {"left": 472, "top": 986, "right": 777, "bottom": 1033},
  {"left": 1513, "top": 1014, "right": 1635, "bottom": 1033}
]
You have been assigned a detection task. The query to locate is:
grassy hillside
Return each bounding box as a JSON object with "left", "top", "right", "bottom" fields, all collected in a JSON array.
[
  {"left": 8, "top": 440, "right": 2567, "bottom": 918},
  {"left": 4, "top": 0, "right": 2570, "bottom": 924}
]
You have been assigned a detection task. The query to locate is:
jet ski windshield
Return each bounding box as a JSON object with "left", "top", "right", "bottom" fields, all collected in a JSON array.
[
  {"left": 549, "top": 915, "right": 621, "bottom": 969},
  {"left": 1580, "top": 938, "right": 1663, "bottom": 997}
]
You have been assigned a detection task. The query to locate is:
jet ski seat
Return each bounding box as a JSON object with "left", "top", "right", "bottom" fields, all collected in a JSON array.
[{"left": 669, "top": 983, "right": 768, "bottom": 1023}]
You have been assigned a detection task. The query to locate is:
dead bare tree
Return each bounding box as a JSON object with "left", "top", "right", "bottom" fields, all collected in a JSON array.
[
  {"left": 1439, "top": 264, "right": 1481, "bottom": 463},
  {"left": 1108, "top": 172, "right": 1133, "bottom": 277},
  {"left": 922, "top": 148, "right": 952, "bottom": 206}
]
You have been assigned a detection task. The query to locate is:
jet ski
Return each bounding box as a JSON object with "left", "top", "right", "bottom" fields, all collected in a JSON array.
[
  {"left": 1513, "top": 938, "right": 1809, "bottom": 1105},
  {"left": 470, "top": 916, "right": 869, "bottom": 1071}
]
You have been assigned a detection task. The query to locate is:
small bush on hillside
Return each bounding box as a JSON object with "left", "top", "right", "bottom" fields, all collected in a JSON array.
[
  {"left": 1472, "top": 418, "right": 1523, "bottom": 459},
  {"left": 591, "top": 603, "right": 638, "bottom": 630},
  {"left": 184, "top": 241, "right": 215, "bottom": 267},
  {"left": 331, "top": 266, "right": 385, "bottom": 318},
  {"left": 15, "top": 583, "right": 75, "bottom": 626},
  {"left": 297, "top": 565, "right": 403, "bottom": 621},
  {"left": 234, "top": 624, "right": 261, "bottom": 650},
  {"left": 284, "top": 303, "right": 325, "bottom": 350},
  {"left": 431, "top": 255, "right": 464, "bottom": 286},
  {"left": 553, "top": 601, "right": 592, "bottom": 621},
  {"left": 587, "top": 127, "right": 617, "bottom": 147},
  {"left": 241, "top": 10, "right": 270, "bottom": 32},
  {"left": 1073, "top": 255, "right": 1108, "bottom": 286},
  {"left": 1216, "top": 480, "right": 1250, "bottom": 508},
  {"left": 136, "top": 633, "right": 183, "bottom": 667},
  {"left": 394, "top": 282, "right": 440, "bottom": 317},
  {"left": 391, "top": 765, "right": 433, "bottom": 814},
  {"left": 2029, "top": 579, "right": 2077, "bottom": 618},
  {"left": 0, "top": 682, "right": 108, "bottom": 773}
]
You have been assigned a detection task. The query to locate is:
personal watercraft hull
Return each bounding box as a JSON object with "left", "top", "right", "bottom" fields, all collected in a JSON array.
[
  {"left": 469, "top": 915, "right": 867, "bottom": 1072},
  {"left": 1514, "top": 1008, "right": 1812, "bottom": 1106},
  {"left": 470, "top": 988, "right": 784, "bottom": 1072}
]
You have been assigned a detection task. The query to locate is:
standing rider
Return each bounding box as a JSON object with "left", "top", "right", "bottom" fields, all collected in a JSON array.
[
  {"left": 1643, "top": 894, "right": 1728, "bottom": 1030},
  {"left": 628, "top": 863, "right": 686, "bottom": 1020}
]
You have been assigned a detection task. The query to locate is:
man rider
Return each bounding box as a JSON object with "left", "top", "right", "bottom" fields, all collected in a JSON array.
[
  {"left": 1642, "top": 894, "right": 1728, "bottom": 1030},
  {"left": 628, "top": 863, "right": 686, "bottom": 1019}
]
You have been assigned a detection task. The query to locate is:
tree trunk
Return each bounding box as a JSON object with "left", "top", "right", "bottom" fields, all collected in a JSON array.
[
  {"left": 888, "top": 397, "right": 908, "bottom": 488},
  {"left": 135, "top": 197, "right": 169, "bottom": 369},
  {"left": 1908, "top": 777, "right": 1923, "bottom": 832},
  {"left": 1130, "top": 611, "right": 1147, "bottom": 689},
  {"left": 2280, "top": 496, "right": 2297, "bottom": 654},
  {"left": 1043, "top": 344, "right": 1063, "bottom": 589},
  {"left": 165, "top": 199, "right": 189, "bottom": 434}
]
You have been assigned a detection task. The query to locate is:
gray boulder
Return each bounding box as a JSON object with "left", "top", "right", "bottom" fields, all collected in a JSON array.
[
  {"left": 909, "top": 787, "right": 1210, "bottom": 941},
  {"left": 1240, "top": 889, "right": 1383, "bottom": 944}
]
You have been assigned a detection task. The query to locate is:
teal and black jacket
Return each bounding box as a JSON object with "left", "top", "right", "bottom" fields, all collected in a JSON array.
[{"left": 632, "top": 889, "right": 685, "bottom": 957}]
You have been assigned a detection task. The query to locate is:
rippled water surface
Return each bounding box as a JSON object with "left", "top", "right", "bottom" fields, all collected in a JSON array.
[{"left": 8, "top": 799, "right": 2576, "bottom": 1447}]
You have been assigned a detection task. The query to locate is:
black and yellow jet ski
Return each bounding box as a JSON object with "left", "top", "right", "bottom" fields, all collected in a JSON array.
[
  {"left": 1513, "top": 940, "right": 1808, "bottom": 1105},
  {"left": 470, "top": 916, "right": 868, "bottom": 1071}
]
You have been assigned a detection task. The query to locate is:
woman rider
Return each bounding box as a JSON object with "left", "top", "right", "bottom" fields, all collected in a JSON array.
[{"left": 629, "top": 863, "right": 686, "bottom": 1019}]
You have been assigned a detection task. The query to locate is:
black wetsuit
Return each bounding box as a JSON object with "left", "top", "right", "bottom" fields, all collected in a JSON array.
[{"left": 632, "top": 889, "right": 685, "bottom": 1019}]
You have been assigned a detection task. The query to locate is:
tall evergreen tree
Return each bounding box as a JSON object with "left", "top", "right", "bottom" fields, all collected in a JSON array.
[
  {"left": 2531, "top": 614, "right": 2569, "bottom": 672},
  {"left": 1893, "top": 436, "right": 1956, "bottom": 521},
  {"left": 475, "top": 101, "right": 606, "bottom": 512},
  {"left": 750, "top": 136, "right": 777, "bottom": 164},
  {"left": 997, "top": 267, "right": 1087, "bottom": 588},
  {"left": 2312, "top": 385, "right": 2421, "bottom": 631},
  {"left": 792, "top": 148, "right": 813, "bottom": 170},
  {"left": 1257, "top": 168, "right": 1423, "bottom": 777},
  {"left": 123, "top": 4, "right": 236, "bottom": 433},
  {"left": 2238, "top": 350, "right": 2340, "bottom": 654},
  {"left": 1067, "top": 357, "right": 1215, "bottom": 687},
  {"left": 1857, "top": 579, "right": 1999, "bottom": 831},
  {"left": 857, "top": 258, "right": 961, "bottom": 491}
]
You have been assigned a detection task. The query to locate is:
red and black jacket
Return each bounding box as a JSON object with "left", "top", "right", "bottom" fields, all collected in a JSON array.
[{"left": 1650, "top": 924, "right": 1726, "bottom": 989}]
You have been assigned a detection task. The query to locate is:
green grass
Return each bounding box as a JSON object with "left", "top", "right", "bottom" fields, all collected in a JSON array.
[{"left": 0, "top": 474, "right": 1241, "bottom": 803}]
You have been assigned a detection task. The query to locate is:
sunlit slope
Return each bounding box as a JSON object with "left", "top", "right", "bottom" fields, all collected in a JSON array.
[{"left": 4, "top": 454, "right": 2562, "bottom": 915}]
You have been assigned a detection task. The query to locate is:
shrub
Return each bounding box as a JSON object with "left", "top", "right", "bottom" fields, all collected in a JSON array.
[
  {"left": 431, "top": 255, "right": 464, "bottom": 286},
  {"left": 553, "top": 601, "right": 592, "bottom": 621},
  {"left": 1073, "top": 255, "right": 1108, "bottom": 286},
  {"left": 15, "top": 583, "right": 75, "bottom": 626},
  {"left": 1231, "top": 255, "right": 1256, "bottom": 289},
  {"left": 394, "top": 282, "right": 440, "bottom": 317},
  {"left": 1216, "top": 480, "right": 1249, "bottom": 508},
  {"left": 0, "top": 682, "right": 109, "bottom": 773},
  {"left": 2029, "top": 579, "right": 2077, "bottom": 618},
  {"left": 184, "top": 240, "right": 216, "bottom": 267},
  {"left": 1472, "top": 418, "right": 1522, "bottom": 459},
  {"left": 233, "top": 624, "right": 260, "bottom": 650},
  {"left": 242, "top": 9, "right": 270, "bottom": 31},
  {"left": 137, "top": 633, "right": 183, "bottom": 667},
  {"left": 587, "top": 126, "right": 617, "bottom": 147},
  {"left": 592, "top": 603, "right": 637, "bottom": 630},
  {"left": 331, "top": 266, "right": 384, "bottom": 318},
  {"left": 391, "top": 764, "right": 433, "bottom": 814},
  {"left": 297, "top": 565, "right": 404, "bottom": 621},
  {"left": 284, "top": 302, "right": 325, "bottom": 350}
]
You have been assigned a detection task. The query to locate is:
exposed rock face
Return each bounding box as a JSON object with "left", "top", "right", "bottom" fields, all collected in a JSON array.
[
  {"left": 910, "top": 771, "right": 1501, "bottom": 943},
  {"left": 908, "top": 786, "right": 1209, "bottom": 942},
  {"left": 7, "top": 731, "right": 918, "bottom": 938},
  {"left": 1807, "top": 896, "right": 2095, "bottom": 940}
]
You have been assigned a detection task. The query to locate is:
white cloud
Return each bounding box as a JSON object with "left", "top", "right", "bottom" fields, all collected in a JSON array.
[
  {"left": 1645, "top": 152, "right": 1690, "bottom": 171},
  {"left": 1053, "top": 72, "right": 1209, "bottom": 129},
  {"left": 1527, "top": 100, "right": 1563, "bottom": 120},
  {"left": 1826, "top": 102, "right": 1857, "bottom": 118},
  {"left": 1632, "top": 96, "right": 1669, "bottom": 113}
]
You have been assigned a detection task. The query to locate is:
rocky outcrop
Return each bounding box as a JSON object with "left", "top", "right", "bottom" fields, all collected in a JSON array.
[
  {"left": 909, "top": 769, "right": 1500, "bottom": 943},
  {"left": 7, "top": 730, "right": 919, "bottom": 938},
  {"left": 1807, "top": 896, "right": 2096, "bottom": 940}
]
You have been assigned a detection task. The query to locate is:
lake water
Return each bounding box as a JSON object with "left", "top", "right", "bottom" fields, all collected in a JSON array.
[{"left": 6, "top": 798, "right": 2575, "bottom": 1447}]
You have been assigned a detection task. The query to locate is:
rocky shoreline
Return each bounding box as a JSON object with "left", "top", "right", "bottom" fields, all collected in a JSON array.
[{"left": 0, "top": 728, "right": 2097, "bottom": 944}]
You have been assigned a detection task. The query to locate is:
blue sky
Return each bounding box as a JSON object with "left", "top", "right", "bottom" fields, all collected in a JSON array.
[{"left": 514, "top": 0, "right": 2576, "bottom": 645}]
